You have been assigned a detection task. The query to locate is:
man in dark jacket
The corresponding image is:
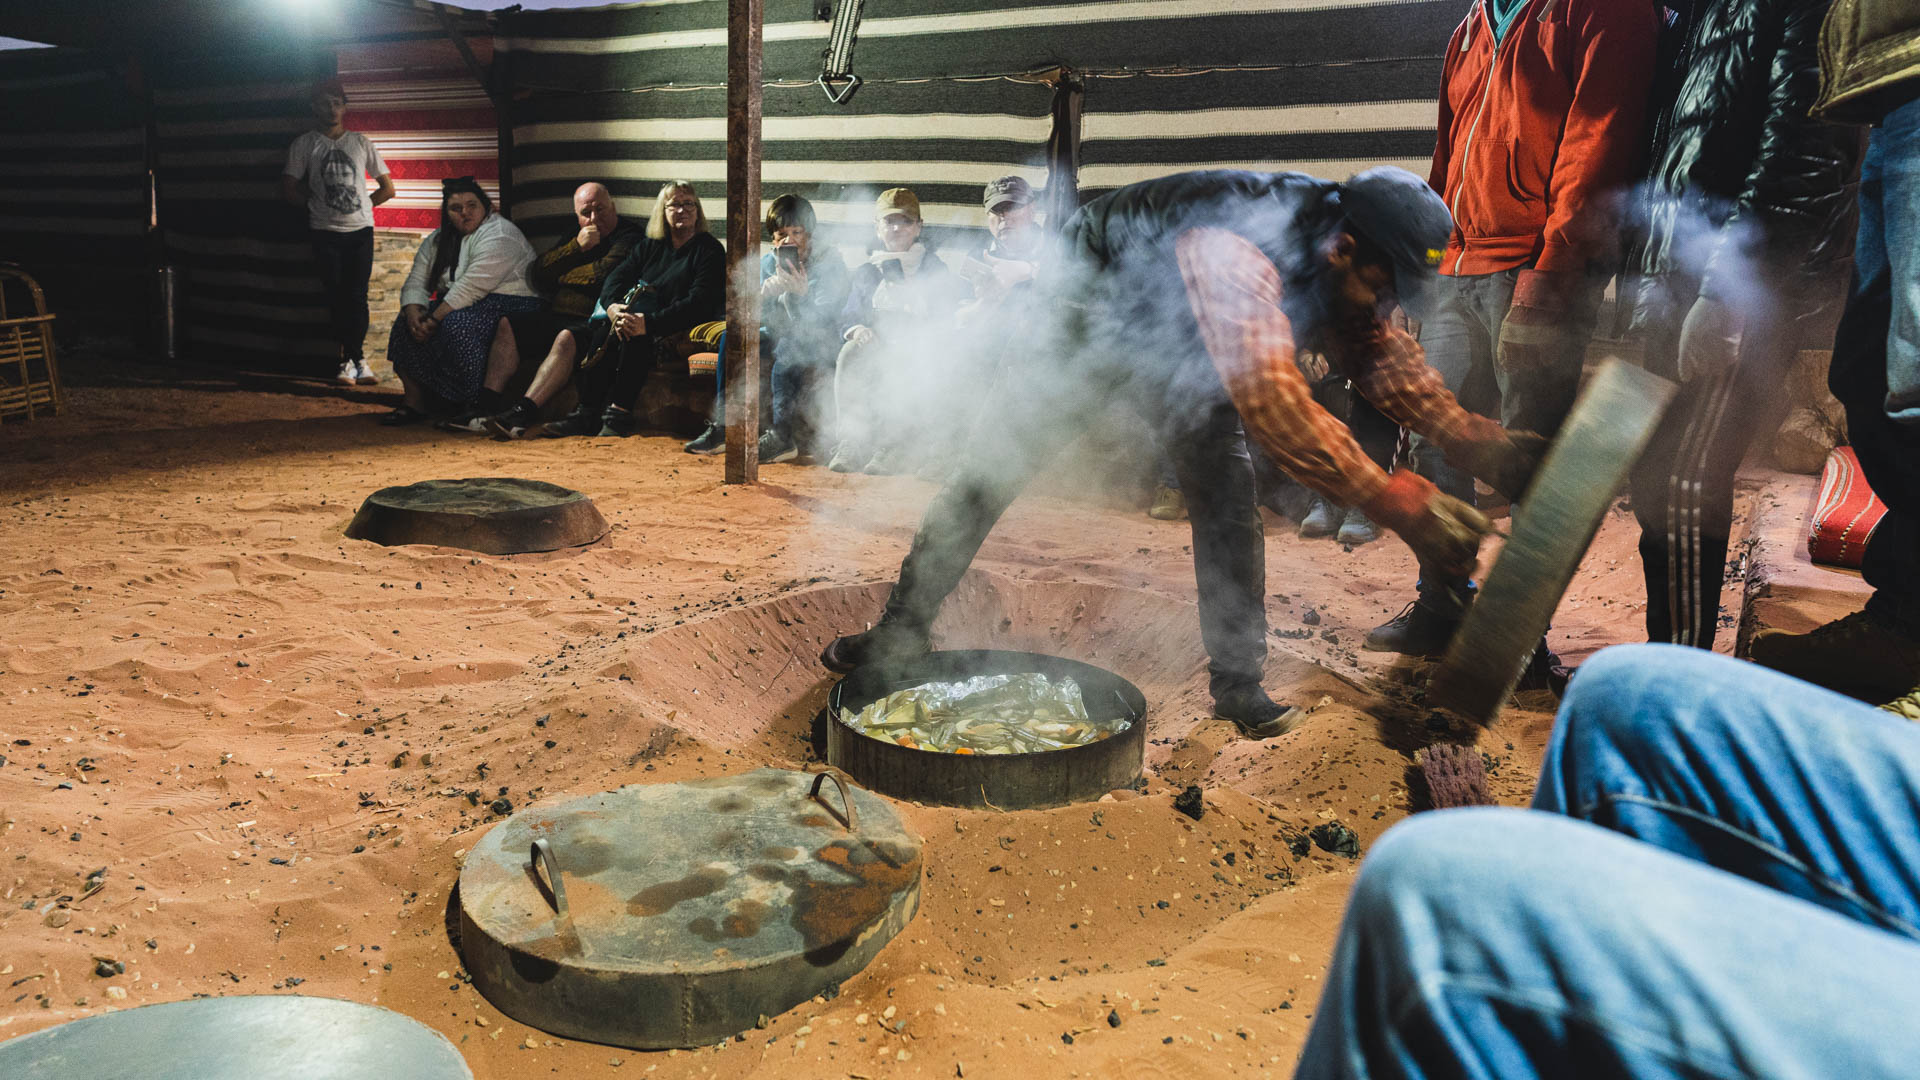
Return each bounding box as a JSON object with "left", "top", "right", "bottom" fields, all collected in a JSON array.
[
  {"left": 1626, "top": 0, "right": 1864, "bottom": 650},
  {"left": 1751, "top": 0, "right": 1920, "bottom": 705},
  {"left": 820, "top": 168, "right": 1545, "bottom": 738}
]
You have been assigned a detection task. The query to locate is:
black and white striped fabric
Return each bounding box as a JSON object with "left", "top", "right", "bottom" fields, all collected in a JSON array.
[{"left": 0, "top": 50, "right": 148, "bottom": 270}]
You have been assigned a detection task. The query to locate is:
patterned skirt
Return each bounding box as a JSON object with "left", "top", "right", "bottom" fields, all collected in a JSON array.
[{"left": 388, "top": 293, "right": 544, "bottom": 408}]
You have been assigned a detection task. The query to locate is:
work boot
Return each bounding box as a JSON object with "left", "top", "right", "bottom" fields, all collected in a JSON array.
[
  {"left": 820, "top": 621, "right": 932, "bottom": 674},
  {"left": 1212, "top": 685, "right": 1296, "bottom": 739},
  {"left": 1336, "top": 506, "right": 1381, "bottom": 546},
  {"left": 1148, "top": 485, "right": 1187, "bottom": 521},
  {"left": 597, "top": 406, "right": 642, "bottom": 438},
  {"left": 1298, "top": 496, "right": 1341, "bottom": 539},
  {"left": 1364, "top": 583, "right": 1475, "bottom": 657},
  {"left": 684, "top": 422, "right": 725, "bottom": 455},
  {"left": 541, "top": 402, "right": 604, "bottom": 438},
  {"left": 1748, "top": 609, "right": 1920, "bottom": 700}
]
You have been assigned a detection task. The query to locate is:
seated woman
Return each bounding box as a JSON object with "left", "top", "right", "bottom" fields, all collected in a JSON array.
[
  {"left": 827, "top": 187, "right": 961, "bottom": 474},
  {"left": 488, "top": 180, "right": 726, "bottom": 439},
  {"left": 381, "top": 177, "right": 540, "bottom": 425},
  {"left": 757, "top": 193, "right": 851, "bottom": 463}
]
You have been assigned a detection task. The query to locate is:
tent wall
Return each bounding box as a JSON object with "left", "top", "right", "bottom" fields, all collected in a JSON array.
[{"left": 337, "top": 36, "right": 500, "bottom": 232}]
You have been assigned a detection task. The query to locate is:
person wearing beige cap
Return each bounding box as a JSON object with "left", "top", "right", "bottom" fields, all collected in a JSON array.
[{"left": 828, "top": 188, "right": 963, "bottom": 473}]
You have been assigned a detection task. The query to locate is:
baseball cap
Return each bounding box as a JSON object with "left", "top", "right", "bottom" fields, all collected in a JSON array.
[
  {"left": 874, "top": 187, "right": 921, "bottom": 222},
  {"left": 983, "top": 175, "right": 1036, "bottom": 212},
  {"left": 1339, "top": 166, "right": 1453, "bottom": 320}
]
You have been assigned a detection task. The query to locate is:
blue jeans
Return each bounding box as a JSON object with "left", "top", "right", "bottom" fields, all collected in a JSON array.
[
  {"left": 1832, "top": 96, "right": 1920, "bottom": 635},
  {"left": 1298, "top": 644, "right": 1920, "bottom": 1079}
]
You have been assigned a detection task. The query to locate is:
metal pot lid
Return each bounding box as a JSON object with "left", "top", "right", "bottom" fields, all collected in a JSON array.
[
  {"left": 0, "top": 995, "right": 471, "bottom": 1080},
  {"left": 458, "top": 768, "right": 922, "bottom": 1048}
]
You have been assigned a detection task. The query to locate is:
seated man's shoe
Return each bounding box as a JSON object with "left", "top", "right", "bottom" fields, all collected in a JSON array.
[
  {"left": 1364, "top": 585, "right": 1474, "bottom": 657},
  {"left": 540, "top": 403, "right": 604, "bottom": 438},
  {"left": 827, "top": 441, "right": 867, "bottom": 473},
  {"left": 1148, "top": 485, "right": 1187, "bottom": 521},
  {"left": 684, "top": 422, "right": 725, "bottom": 455},
  {"left": 437, "top": 413, "right": 490, "bottom": 434},
  {"left": 820, "top": 622, "right": 932, "bottom": 674},
  {"left": 1336, "top": 506, "right": 1381, "bottom": 546},
  {"left": 1298, "top": 496, "right": 1342, "bottom": 539},
  {"left": 759, "top": 430, "right": 799, "bottom": 464},
  {"left": 1212, "top": 685, "right": 1297, "bottom": 739},
  {"left": 597, "top": 406, "right": 641, "bottom": 438},
  {"left": 483, "top": 399, "right": 541, "bottom": 440},
  {"left": 1748, "top": 609, "right": 1920, "bottom": 700}
]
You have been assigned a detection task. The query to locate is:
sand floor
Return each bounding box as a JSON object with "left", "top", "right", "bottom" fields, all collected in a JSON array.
[{"left": 0, "top": 354, "right": 1743, "bottom": 1077}]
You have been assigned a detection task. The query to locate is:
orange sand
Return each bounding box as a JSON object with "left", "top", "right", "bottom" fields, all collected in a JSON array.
[{"left": 0, "top": 357, "right": 1722, "bottom": 1077}]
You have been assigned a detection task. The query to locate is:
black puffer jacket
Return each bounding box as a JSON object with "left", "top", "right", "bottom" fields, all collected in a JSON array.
[{"left": 1628, "top": 0, "right": 1862, "bottom": 314}]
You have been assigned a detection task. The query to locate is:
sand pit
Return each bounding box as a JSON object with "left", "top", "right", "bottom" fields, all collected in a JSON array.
[{"left": 0, "top": 357, "right": 1729, "bottom": 1076}]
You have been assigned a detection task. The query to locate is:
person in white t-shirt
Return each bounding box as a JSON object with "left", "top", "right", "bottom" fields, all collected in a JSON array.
[{"left": 281, "top": 78, "right": 394, "bottom": 387}]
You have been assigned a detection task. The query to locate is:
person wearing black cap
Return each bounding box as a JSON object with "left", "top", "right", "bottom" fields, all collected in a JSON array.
[{"left": 820, "top": 167, "right": 1546, "bottom": 738}]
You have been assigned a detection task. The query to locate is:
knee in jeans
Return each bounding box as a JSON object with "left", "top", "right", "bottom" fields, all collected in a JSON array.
[{"left": 1347, "top": 811, "right": 1535, "bottom": 932}]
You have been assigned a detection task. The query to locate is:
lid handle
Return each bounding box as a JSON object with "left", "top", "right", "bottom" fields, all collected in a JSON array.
[
  {"left": 807, "top": 768, "right": 858, "bottom": 833},
  {"left": 531, "top": 837, "right": 570, "bottom": 920}
]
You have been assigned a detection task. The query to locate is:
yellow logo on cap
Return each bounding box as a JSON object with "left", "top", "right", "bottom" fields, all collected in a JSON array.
[{"left": 1425, "top": 247, "right": 1444, "bottom": 267}]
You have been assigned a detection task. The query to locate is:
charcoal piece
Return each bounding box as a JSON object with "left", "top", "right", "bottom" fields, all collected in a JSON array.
[
  {"left": 1309, "top": 822, "right": 1359, "bottom": 857},
  {"left": 1172, "top": 785, "right": 1205, "bottom": 821}
]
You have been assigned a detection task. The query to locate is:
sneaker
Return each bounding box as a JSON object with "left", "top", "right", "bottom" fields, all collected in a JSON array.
[
  {"left": 684, "top": 423, "right": 725, "bottom": 455},
  {"left": 1748, "top": 609, "right": 1920, "bottom": 699},
  {"left": 352, "top": 359, "right": 379, "bottom": 385},
  {"left": 820, "top": 622, "right": 932, "bottom": 673},
  {"left": 335, "top": 359, "right": 358, "bottom": 385},
  {"left": 483, "top": 400, "right": 541, "bottom": 440},
  {"left": 1298, "top": 496, "right": 1341, "bottom": 539},
  {"left": 1336, "top": 506, "right": 1381, "bottom": 546},
  {"left": 1148, "top": 485, "right": 1188, "bottom": 521},
  {"left": 862, "top": 448, "right": 906, "bottom": 475},
  {"left": 915, "top": 458, "right": 951, "bottom": 484},
  {"left": 759, "top": 430, "right": 798, "bottom": 464},
  {"left": 827, "top": 441, "right": 867, "bottom": 473},
  {"left": 437, "top": 413, "right": 490, "bottom": 434},
  {"left": 597, "top": 406, "right": 641, "bottom": 438},
  {"left": 1880, "top": 687, "right": 1920, "bottom": 721},
  {"left": 1364, "top": 585, "right": 1474, "bottom": 656},
  {"left": 540, "top": 403, "right": 604, "bottom": 438},
  {"left": 1212, "top": 685, "right": 1297, "bottom": 739}
]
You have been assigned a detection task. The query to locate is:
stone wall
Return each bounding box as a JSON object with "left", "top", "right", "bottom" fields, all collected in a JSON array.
[{"left": 361, "top": 229, "right": 426, "bottom": 375}]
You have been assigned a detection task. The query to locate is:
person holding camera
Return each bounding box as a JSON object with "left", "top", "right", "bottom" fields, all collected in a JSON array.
[{"left": 757, "top": 194, "right": 853, "bottom": 463}]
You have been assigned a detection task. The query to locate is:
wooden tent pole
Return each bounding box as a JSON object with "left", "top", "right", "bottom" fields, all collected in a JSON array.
[{"left": 723, "top": 0, "right": 763, "bottom": 484}]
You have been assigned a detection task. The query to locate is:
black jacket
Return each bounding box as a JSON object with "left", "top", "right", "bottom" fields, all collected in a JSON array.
[
  {"left": 1628, "top": 0, "right": 1862, "bottom": 314},
  {"left": 597, "top": 231, "right": 726, "bottom": 337}
]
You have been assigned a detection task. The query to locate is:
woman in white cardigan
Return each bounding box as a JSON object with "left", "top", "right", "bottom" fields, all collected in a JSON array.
[{"left": 381, "top": 176, "right": 541, "bottom": 425}]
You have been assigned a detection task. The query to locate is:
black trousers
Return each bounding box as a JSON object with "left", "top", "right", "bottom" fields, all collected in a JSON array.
[
  {"left": 310, "top": 227, "right": 374, "bottom": 363},
  {"left": 880, "top": 358, "right": 1270, "bottom": 699},
  {"left": 574, "top": 327, "right": 660, "bottom": 413}
]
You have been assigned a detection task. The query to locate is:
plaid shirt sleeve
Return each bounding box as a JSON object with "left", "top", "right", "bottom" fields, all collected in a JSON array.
[
  {"left": 1175, "top": 228, "right": 1395, "bottom": 508},
  {"left": 1334, "top": 322, "right": 1507, "bottom": 454}
]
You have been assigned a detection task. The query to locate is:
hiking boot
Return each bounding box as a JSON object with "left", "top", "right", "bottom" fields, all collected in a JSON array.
[
  {"left": 684, "top": 422, "right": 725, "bottom": 455},
  {"left": 1298, "top": 496, "right": 1341, "bottom": 539},
  {"left": 1879, "top": 686, "right": 1920, "bottom": 721},
  {"left": 827, "top": 441, "right": 867, "bottom": 473},
  {"left": 540, "top": 403, "right": 604, "bottom": 438},
  {"left": 759, "top": 430, "right": 798, "bottom": 464},
  {"left": 483, "top": 399, "right": 541, "bottom": 440},
  {"left": 597, "top": 406, "right": 641, "bottom": 438},
  {"left": 1212, "top": 685, "right": 1297, "bottom": 739},
  {"left": 1148, "top": 485, "right": 1187, "bottom": 521},
  {"left": 1748, "top": 609, "right": 1920, "bottom": 699},
  {"left": 335, "top": 359, "right": 358, "bottom": 385},
  {"left": 1364, "top": 584, "right": 1474, "bottom": 656},
  {"left": 352, "top": 359, "right": 379, "bottom": 385},
  {"left": 820, "top": 621, "right": 932, "bottom": 673},
  {"left": 1336, "top": 506, "right": 1381, "bottom": 546}
]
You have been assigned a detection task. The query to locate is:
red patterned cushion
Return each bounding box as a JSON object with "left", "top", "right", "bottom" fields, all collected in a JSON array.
[{"left": 1810, "top": 447, "right": 1889, "bottom": 569}]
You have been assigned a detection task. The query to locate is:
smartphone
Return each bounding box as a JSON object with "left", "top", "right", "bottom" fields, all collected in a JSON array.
[{"left": 775, "top": 246, "right": 802, "bottom": 272}]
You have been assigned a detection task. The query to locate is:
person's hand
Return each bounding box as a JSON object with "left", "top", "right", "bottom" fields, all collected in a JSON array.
[
  {"left": 404, "top": 306, "right": 432, "bottom": 343},
  {"left": 1676, "top": 294, "right": 1743, "bottom": 383},
  {"left": 615, "top": 311, "right": 646, "bottom": 339},
  {"left": 576, "top": 223, "right": 602, "bottom": 250},
  {"left": 990, "top": 257, "right": 1034, "bottom": 291},
  {"left": 1496, "top": 269, "right": 1577, "bottom": 378},
  {"left": 846, "top": 325, "right": 876, "bottom": 348},
  {"left": 1448, "top": 429, "right": 1551, "bottom": 502},
  {"left": 779, "top": 262, "right": 810, "bottom": 298},
  {"left": 762, "top": 274, "right": 789, "bottom": 299},
  {"left": 1362, "top": 471, "right": 1493, "bottom": 579}
]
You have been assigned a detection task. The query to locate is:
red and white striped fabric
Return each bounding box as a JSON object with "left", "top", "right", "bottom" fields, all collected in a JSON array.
[
  {"left": 339, "top": 39, "right": 498, "bottom": 232},
  {"left": 1809, "top": 446, "right": 1889, "bottom": 569}
]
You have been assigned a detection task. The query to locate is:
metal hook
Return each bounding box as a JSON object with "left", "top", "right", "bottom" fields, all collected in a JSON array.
[
  {"left": 531, "top": 838, "right": 570, "bottom": 921},
  {"left": 807, "top": 768, "right": 859, "bottom": 832}
]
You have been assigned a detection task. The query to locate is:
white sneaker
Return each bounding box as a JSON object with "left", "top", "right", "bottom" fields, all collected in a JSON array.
[
  {"left": 335, "top": 359, "right": 358, "bottom": 385},
  {"left": 352, "top": 359, "right": 378, "bottom": 385}
]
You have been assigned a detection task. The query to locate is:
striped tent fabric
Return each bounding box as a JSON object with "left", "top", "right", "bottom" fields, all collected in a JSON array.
[
  {"left": 0, "top": 49, "right": 149, "bottom": 312},
  {"left": 337, "top": 36, "right": 501, "bottom": 232}
]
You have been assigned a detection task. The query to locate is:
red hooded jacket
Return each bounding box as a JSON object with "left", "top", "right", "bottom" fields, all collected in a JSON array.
[{"left": 1429, "top": 0, "right": 1659, "bottom": 278}]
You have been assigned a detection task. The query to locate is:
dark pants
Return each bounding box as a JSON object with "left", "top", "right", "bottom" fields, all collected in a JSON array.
[
  {"left": 1630, "top": 279, "right": 1796, "bottom": 648},
  {"left": 573, "top": 325, "right": 659, "bottom": 413},
  {"left": 880, "top": 355, "right": 1269, "bottom": 698},
  {"left": 310, "top": 227, "right": 374, "bottom": 363},
  {"left": 1834, "top": 106, "right": 1920, "bottom": 636}
]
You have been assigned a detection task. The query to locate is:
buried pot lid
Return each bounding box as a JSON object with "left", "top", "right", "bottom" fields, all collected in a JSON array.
[
  {"left": 458, "top": 767, "right": 922, "bottom": 1049},
  {"left": 344, "top": 477, "right": 608, "bottom": 554},
  {"left": 0, "top": 995, "right": 471, "bottom": 1080}
]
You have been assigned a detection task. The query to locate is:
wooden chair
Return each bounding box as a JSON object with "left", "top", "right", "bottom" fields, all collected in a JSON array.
[{"left": 0, "top": 264, "right": 62, "bottom": 422}]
